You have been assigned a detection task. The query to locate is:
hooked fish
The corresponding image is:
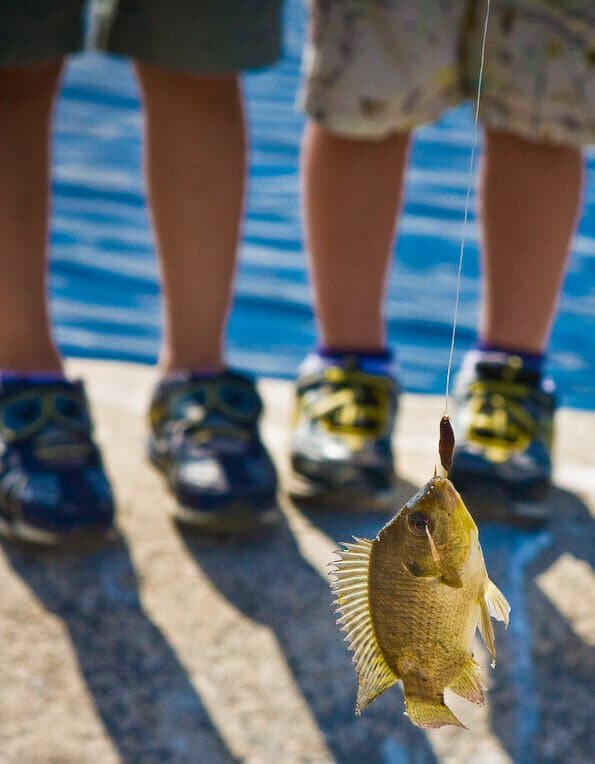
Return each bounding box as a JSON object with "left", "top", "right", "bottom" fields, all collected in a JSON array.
[{"left": 331, "top": 474, "right": 510, "bottom": 728}]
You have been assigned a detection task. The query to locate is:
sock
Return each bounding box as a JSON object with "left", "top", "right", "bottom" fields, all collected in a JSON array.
[
  {"left": 475, "top": 340, "right": 545, "bottom": 376},
  {"left": 299, "top": 347, "right": 398, "bottom": 379},
  {"left": 0, "top": 370, "right": 67, "bottom": 385},
  {"left": 163, "top": 369, "right": 222, "bottom": 383}
]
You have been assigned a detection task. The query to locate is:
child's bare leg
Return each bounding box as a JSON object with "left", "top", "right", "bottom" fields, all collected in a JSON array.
[
  {"left": 302, "top": 123, "right": 410, "bottom": 351},
  {"left": 479, "top": 128, "right": 584, "bottom": 353},
  {"left": 135, "top": 64, "right": 246, "bottom": 373},
  {"left": 0, "top": 61, "right": 63, "bottom": 371}
]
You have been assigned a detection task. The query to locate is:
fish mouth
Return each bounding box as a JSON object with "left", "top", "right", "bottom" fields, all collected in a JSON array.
[{"left": 428, "top": 476, "right": 459, "bottom": 516}]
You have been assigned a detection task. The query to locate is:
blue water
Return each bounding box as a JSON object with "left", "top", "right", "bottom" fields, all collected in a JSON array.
[{"left": 52, "top": 0, "right": 595, "bottom": 409}]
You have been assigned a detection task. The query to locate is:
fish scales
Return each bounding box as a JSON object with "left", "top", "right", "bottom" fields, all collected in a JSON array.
[
  {"left": 331, "top": 475, "right": 510, "bottom": 729},
  {"left": 370, "top": 544, "right": 475, "bottom": 698}
]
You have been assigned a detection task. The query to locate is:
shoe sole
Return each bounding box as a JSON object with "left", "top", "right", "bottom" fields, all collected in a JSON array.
[
  {"left": 0, "top": 515, "right": 117, "bottom": 547},
  {"left": 148, "top": 448, "right": 280, "bottom": 535},
  {"left": 172, "top": 503, "right": 280, "bottom": 536},
  {"left": 287, "top": 473, "right": 398, "bottom": 512}
]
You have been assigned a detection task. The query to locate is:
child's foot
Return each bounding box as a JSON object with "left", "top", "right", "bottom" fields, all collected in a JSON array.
[
  {"left": 147, "top": 371, "right": 279, "bottom": 534},
  {"left": 289, "top": 359, "right": 399, "bottom": 510},
  {"left": 449, "top": 353, "right": 555, "bottom": 526},
  {"left": 0, "top": 379, "right": 115, "bottom": 545}
]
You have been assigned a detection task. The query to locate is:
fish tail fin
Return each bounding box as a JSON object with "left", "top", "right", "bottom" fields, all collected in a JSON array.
[{"left": 405, "top": 696, "right": 466, "bottom": 729}]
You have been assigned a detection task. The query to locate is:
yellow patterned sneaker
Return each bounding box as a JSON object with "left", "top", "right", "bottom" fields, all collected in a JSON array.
[
  {"left": 289, "top": 360, "right": 400, "bottom": 510},
  {"left": 449, "top": 355, "right": 556, "bottom": 526}
]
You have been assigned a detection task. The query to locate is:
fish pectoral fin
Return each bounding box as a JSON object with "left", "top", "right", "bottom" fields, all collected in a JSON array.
[
  {"left": 439, "top": 562, "right": 463, "bottom": 589},
  {"left": 330, "top": 536, "right": 398, "bottom": 715},
  {"left": 484, "top": 579, "right": 510, "bottom": 627},
  {"left": 405, "top": 695, "right": 466, "bottom": 729},
  {"left": 478, "top": 579, "right": 510, "bottom": 668},
  {"left": 448, "top": 659, "right": 486, "bottom": 705},
  {"left": 478, "top": 596, "right": 496, "bottom": 666}
]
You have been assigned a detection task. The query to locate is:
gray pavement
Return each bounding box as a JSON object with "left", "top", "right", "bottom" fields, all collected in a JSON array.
[{"left": 0, "top": 360, "right": 593, "bottom": 763}]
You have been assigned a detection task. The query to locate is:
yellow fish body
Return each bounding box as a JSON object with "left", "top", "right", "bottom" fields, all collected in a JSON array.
[{"left": 331, "top": 475, "right": 510, "bottom": 729}]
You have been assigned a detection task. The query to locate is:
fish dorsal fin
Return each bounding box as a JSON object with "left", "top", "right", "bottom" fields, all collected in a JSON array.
[
  {"left": 405, "top": 696, "right": 466, "bottom": 729},
  {"left": 448, "top": 658, "right": 485, "bottom": 705},
  {"left": 330, "top": 536, "right": 398, "bottom": 714},
  {"left": 484, "top": 579, "right": 510, "bottom": 626}
]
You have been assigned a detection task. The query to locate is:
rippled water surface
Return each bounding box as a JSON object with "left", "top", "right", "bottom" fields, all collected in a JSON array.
[{"left": 52, "top": 0, "right": 595, "bottom": 409}]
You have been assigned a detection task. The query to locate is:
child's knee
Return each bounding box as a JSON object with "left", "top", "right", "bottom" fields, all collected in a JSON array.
[{"left": 135, "top": 63, "right": 242, "bottom": 117}]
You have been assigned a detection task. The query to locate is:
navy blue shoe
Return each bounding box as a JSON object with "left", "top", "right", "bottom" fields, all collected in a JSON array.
[
  {"left": 147, "top": 371, "right": 279, "bottom": 534},
  {"left": 0, "top": 379, "right": 115, "bottom": 545}
]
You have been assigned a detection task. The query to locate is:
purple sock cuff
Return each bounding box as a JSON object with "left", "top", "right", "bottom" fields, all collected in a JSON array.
[
  {"left": 475, "top": 341, "right": 545, "bottom": 373},
  {"left": 0, "top": 371, "right": 67, "bottom": 384},
  {"left": 301, "top": 347, "right": 399, "bottom": 380},
  {"left": 161, "top": 368, "right": 229, "bottom": 386},
  {"left": 317, "top": 347, "right": 393, "bottom": 362}
]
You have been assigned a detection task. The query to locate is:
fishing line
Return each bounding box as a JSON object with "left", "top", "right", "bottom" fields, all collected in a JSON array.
[{"left": 443, "top": 0, "right": 491, "bottom": 415}]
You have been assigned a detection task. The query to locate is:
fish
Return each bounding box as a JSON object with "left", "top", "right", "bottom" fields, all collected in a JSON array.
[{"left": 330, "top": 474, "right": 510, "bottom": 729}]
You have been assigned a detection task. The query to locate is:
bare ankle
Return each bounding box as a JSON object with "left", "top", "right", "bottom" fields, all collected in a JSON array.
[
  {"left": 0, "top": 347, "right": 63, "bottom": 374},
  {"left": 0, "top": 336, "right": 64, "bottom": 372},
  {"left": 159, "top": 349, "right": 225, "bottom": 377}
]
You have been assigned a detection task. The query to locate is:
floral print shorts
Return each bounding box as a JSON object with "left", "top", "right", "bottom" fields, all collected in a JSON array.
[{"left": 301, "top": 1, "right": 595, "bottom": 146}]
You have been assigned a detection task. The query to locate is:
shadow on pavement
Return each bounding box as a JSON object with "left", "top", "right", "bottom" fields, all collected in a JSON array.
[
  {"left": 481, "top": 485, "right": 595, "bottom": 764},
  {"left": 2, "top": 535, "right": 237, "bottom": 764},
  {"left": 4, "top": 477, "right": 590, "bottom": 763},
  {"left": 178, "top": 474, "right": 440, "bottom": 764},
  {"left": 292, "top": 476, "right": 420, "bottom": 544}
]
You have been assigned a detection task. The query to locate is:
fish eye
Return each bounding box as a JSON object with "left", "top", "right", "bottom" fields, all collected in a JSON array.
[{"left": 408, "top": 512, "right": 432, "bottom": 536}]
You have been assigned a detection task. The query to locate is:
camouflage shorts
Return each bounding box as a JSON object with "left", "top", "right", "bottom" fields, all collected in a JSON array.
[{"left": 301, "top": 1, "right": 595, "bottom": 146}]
